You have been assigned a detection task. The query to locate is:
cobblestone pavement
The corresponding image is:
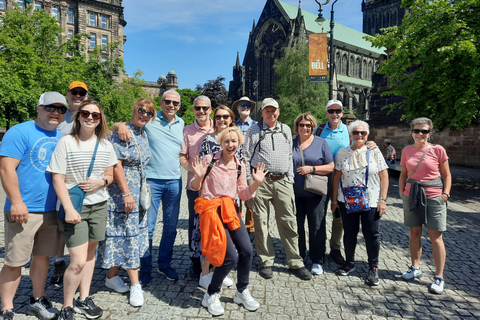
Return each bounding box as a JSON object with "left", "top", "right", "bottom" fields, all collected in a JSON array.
[{"left": 1, "top": 169, "right": 480, "bottom": 319}]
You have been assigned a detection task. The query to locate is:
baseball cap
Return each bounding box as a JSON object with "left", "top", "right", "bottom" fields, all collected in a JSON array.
[
  {"left": 261, "top": 98, "right": 279, "bottom": 111},
  {"left": 68, "top": 81, "right": 88, "bottom": 91},
  {"left": 326, "top": 99, "right": 343, "bottom": 110},
  {"left": 38, "top": 92, "right": 67, "bottom": 108}
]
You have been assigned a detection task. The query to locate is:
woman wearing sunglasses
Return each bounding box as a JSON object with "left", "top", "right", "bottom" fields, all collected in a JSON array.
[
  {"left": 399, "top": 117, "right": 451, "bottom": 295},
  {"left": 331, "top": 120, "right": 388, "bottom": 286},
  {"left": 292, "top": 113, "right": 334, "bottom": 276},
  {"left": 97, "top": 98, "right": 155, "bottom": 307},
  {"left": 48, "top": 100, "right": 118, "bottom": 320}
]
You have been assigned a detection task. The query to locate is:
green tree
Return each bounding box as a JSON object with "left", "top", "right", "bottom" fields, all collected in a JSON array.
[
  {"left": 274, "top": 40, "right": 329, "bottom": 128},
  {"left": 366, "top": 0, "right": 480, "bottom": 131},
  {"left": 178, "top": 88, "right": 202, "bottom": 119},
  {"left": 195, "top": 76, "right": 228, "bottom": 109}
]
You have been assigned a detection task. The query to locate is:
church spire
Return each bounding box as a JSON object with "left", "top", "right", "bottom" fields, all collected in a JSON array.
[{"left": 235, "top": 51, "right": 241, "bottom": 67}]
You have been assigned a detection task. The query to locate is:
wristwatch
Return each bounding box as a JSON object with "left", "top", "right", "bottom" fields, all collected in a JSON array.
[
  {"left": 103, "top": 178, "right": 108, "bottom": 186},
  {"left": 379, "top": 197, "right": 387, "bottom": 202},
  {"left": 443, "top": 193, "right": 450, "bottom": 198}
]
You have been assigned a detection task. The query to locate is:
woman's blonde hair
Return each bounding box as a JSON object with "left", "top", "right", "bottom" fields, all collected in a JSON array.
[
  {"left": 293, "top": 112, "right": 318, "bottom": 135},
  {"left": 71, "top": 100, "right": 108, "bottom": 142},
  {"left": 216, "top": 126, "right": 244, "bottom": 146},
  {"left": 133, "top": 98, "right": 157, "bottom": 122}
]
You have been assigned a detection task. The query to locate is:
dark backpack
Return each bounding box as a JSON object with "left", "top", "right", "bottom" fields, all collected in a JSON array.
[{"left": 315, "top": 123, "right": 327, "bottom": 137}]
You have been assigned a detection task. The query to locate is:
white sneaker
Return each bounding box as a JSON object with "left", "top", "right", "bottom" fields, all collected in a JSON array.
[
  {"left": 222, "top": 275, "right": 234, "bottom": 287},
  {"left": 129, "top": 284, "right": 144, "bottom": 307},
  {"left": 202, "top": 292, "right": 224, "bottom": 316},
  {"left": 105, "top": 275, "right": 129, "bottom": 293},
  {"left": 233, "top": 288, "right": 259, "bottom": 311},
  {"left": 401, "top": 266, "right": 423, "bottom": 281},
  {"left": 429, "top": 276, "right": 444, "bottom": 294},
  {"left": 311, "top": 264, "right": 324, "bottom": 275},
  {"left": 199, "top": 272, "right": 213, "bottom": 290}
]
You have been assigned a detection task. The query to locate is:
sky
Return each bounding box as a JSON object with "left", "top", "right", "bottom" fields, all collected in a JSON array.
[{"left": 122, "top": 0, "right": 365, "bottom": 90}]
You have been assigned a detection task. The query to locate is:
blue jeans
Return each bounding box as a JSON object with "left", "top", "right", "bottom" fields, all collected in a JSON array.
[{"left": 140, "top": 178, "right": 182, "bottom": 274}]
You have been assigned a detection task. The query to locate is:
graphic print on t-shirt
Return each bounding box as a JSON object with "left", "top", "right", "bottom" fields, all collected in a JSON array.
[{"left": 30, "top": 137, "right": 59, "bottom": 172}]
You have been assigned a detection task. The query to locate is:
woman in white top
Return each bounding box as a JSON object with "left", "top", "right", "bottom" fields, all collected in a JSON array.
[
  {"left": 48, "top": 100, "right": 117, "bottom": 320},
  {"left": 331, "top": 120, "right": 388, "bottom": 286}
]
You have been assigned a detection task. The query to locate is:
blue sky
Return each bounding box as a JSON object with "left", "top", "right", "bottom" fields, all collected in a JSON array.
[{"left": 122, "top": 0, "right": 364, "bottom": 90}]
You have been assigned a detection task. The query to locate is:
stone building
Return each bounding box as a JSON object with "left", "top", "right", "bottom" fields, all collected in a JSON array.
[
  {"left": 361, "top": 0, "right": 406, "bottom": 37},
  {"left": 228, "top": 0, "right": 384, "bottom": 120},
  {"left": 141, "top": 70, "right": 179, "bottom": 100}
]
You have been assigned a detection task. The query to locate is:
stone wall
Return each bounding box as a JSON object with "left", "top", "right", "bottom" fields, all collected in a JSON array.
[{"left": 369, "top": 124, "right": 480, "bottom": 168}]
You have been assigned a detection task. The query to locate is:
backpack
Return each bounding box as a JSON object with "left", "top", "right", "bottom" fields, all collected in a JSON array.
[
  {"left": 314, "top": 123, "right": 327, "bottom": 137},
  {"left": 251, "top": 121, "right": 289, "bottom": 158}
]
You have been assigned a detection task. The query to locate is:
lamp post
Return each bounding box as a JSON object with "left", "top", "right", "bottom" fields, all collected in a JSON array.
[{"left": 315, "top": 0, "right": 338, "bottom": 100}]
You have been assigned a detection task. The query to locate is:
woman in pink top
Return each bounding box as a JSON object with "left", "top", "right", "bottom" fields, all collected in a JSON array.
[
  {"left": 398, "top": 117, "right": 451, "bottom": 295},
  {"left": 190, "top": 127, "right": 267, "bottom": 316}
]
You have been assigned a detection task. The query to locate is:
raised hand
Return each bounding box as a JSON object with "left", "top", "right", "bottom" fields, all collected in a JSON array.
[
  {"left": 252, "top": 162, "right": 268, "bottom": 184},
  {"left": 192, "top": 156, "right": 208, "bottom": 179}
]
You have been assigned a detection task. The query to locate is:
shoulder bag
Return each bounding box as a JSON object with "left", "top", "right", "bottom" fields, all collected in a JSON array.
[
  {"left": 130, "top": 128, "right": 151, "bottom": 211},
  {"left": 299, "top": 139, "right": 328, "bottom": 196},
  {"left": 406, "top": 145, "right": 432, "bottom": 224},
  {"left": 341, "top": 148, "right": 371, "bottom": 214}
]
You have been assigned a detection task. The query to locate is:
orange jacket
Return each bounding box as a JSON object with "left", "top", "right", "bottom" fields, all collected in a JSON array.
[{"left": 194, "top": 196, "right": 240, "bottom": 267}]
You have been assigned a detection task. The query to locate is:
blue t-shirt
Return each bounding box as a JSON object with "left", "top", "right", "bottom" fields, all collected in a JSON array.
[
  {"left": 316, "top": 121, "right": 350, "bottom": 158},
  {"left": 144, "top": 113, "right": 184, "bottom": 180},
  {"left": 292, "top": 136, "right": 334, "bottom": 197},
  {"left": 0, "top": 121, "right": 63, "bottom": 212}
]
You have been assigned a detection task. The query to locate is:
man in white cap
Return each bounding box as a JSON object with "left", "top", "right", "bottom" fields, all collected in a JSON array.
[
  {"left": 0, "top": 92, "right": 67, "bottom": 320},
  {"left": 244, "top": 98, "right": 311, "bottom": 281}
]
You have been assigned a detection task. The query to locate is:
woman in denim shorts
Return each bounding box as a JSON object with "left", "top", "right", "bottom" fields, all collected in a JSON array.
[{"left": 398, "top": 117, "right": 451, "bottom": 295}]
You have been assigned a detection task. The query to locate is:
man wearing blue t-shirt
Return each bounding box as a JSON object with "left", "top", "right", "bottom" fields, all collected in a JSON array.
[{"left": 0, "top": 92, "right": 67, "bottom": 320}]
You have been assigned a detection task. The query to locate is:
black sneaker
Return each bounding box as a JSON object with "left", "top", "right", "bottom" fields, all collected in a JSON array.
[
  {"left": 27, "top": 296, "right": 58, "bottom": 319},
  {"left": 0, "top": 309, "right": 15, "bottom": 320},
  {"left": 51, "top": 260, "right": 67, "bottom": 284},
  {"left": 58, "top": 307, "right": 75, "bottom": 320},
  {"left": 329, "top": 250, "right": 346, "bottom": 265},
  {"left": 290, "top": 266, "right": 312, "bottom": 280},
  {"left": 74, "top": 296, "right": 103, "bottom": 319},
  {"left": 365, "top": 267, "right": 379, "bottom": 286},
  {"left": 259, "top": 266, "right": 273, "bottom": 279},
  {"left": 336, "top": 262, "right": 356, "bottom": 276}
]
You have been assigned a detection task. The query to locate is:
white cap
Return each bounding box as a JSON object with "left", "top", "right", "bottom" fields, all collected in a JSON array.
[
  {"left": 261, "top": 98, "right": 279, "bottom": 111},
  {"left": 326, "top": 99, "right": 343, "bottom": 110},
  {"left": 38, "top": 92, "right": 67, "bottom": 107}
]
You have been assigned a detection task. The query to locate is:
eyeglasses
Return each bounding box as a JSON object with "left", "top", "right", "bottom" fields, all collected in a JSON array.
[
  {"left": 327, "top": 109, "right": 343, "bottom": 114},
  {"left": 215, "top": 115, "right": 231, "bottom": 120},
  {"left": 298, "top": 123, "right": 312, "bottom": 128},
  {"left": 352, "top": 131, "right": 368, "bottom": 136},
  {"left": 412, "top": 129, "right": 430, "bottom": 134},
  {"left": 79, "top": 110, "right": 101, "bottom": 120},
  {"left": 194, "top": 106, "right": 210, "bottom": 112},
  {"left": 137, "top": 108, "right": 154, "bottom": 118},
  {"left": 163, "top": 99, "right": 180, "bottom": 107},
  {"left": 240, "top": 103, "right": 251, "bottom": 109},
  {"left": 43, "top": 104, "right": 67, "bottom": 114},
  {"left": 70, "top": 89, "right": 87, "bottom": 97}
]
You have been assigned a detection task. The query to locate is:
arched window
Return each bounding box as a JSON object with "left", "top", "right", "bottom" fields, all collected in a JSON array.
[
  {"left": 349, "top": 56, "right": 354, "bottom": 76},
  {"left": 363, "top": 60, "right": 367, "bottom": 79},
  {"left": 368, "top": 61, "right": 373, "bottom": 79},
  {"left": 335, "top": 51, "right": 341, "bottom": 74},
  {"left": 356, "top": 58, "right": 361, "bottom": 78},
  {"left": 342, "top": 54, "right": 348, "bottom": 75}
]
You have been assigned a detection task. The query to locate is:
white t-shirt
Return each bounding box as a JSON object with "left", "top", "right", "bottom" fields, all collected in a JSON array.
[
  {"left": 48, "top": 135, "right": 118, "bottom": 205},
  {"left": 335, "top": 147, "right": 388, "bottom": 207}
]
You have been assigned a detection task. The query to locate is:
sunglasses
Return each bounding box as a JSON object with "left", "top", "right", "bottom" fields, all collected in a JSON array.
[
  {"left": 163, "top": 99, "right": 180, "bottom": 107},
  {"left": 43, "top": 104, "right": 67, "bottom": 114},
  {"left": 215, "top": 115, "right": 231, "bottom": 120},
  {"left": 79, "top": 110, "right": 101, "bottom": 120},
  {"left": 412, "top": 129, "right": 430, "bottom": 134},
  {"left": 240, "top": 103, "right": 251, "bottom": 109},
  {"left": 137, "top": 107, "right": 154, "bottom": 118},
  {"left": 298, "top": 123, "right": 312, "bottom": 128},
  {"left": 194, "top": 106, "right": 210, "bottom": 111},
  {"left": 70, "top": 89, "right": 87, "bottom": 97},
  {"left": 327, "top": 109, "right": 343, "bottom": 114},
  {"left": 352, "top": 131, "right": 368, "bottom": 136}
]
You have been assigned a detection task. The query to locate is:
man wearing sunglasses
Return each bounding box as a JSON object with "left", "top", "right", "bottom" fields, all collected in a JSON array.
[
  {"left": 0, "top": 92, "right": 67, "bottom": 320},
  {"left": 57, "top": 81, "right": 89, "bottom": 135}
]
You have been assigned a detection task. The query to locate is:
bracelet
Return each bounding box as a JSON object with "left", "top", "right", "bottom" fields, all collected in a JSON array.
[
  {"left": 331, "top": 201, "right": 338, "bottom": 204},
  {"left": 122, "top": 193, "right": 131, "bottom": 198}
]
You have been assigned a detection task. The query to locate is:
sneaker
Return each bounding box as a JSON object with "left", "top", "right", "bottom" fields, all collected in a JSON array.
[
  {"left": 199, "top": 272, "right": 213, "bottom": 289},
  {"left": 233, "top": 289, "right": 259, "bottom": 311},
  {"left": 57, "top": 307, "right": 74, "bottom": 320},
  {"left": 105, "top": 275, "right": 129, "bottom": 293},
  {"left": 365, "top": 267, "right": 379, "bottom": 286},
  {"left": 129, "top": 284, "right": 144, "bottom": 307},
  {"left": 401, "top": 266, "right": 423, "bottom": 281},
  {"left": 74, "top": 296, "right": 103, "bottom": 319},
  {"left": 202, "top": 292, "right": 224, "bottom": 316},
  {"left": 222, "top": 275, "right": 234, "bottom": 287},
  {"left": 51, "top": 260, "right": 67, "bottom": 284},
  {"left": 290, "top": 266, "right": 312, "bottom": 280},
  {"left": 311, "top": 263, "right": 324, "bottom": 275},
  {"left": 429, "top": 276, "right": 445, "bottom": 294},
  {"left": 336, "top": 262, "right": 356, "bottom": 276},
  {"left": 27, "top": 296, "right": 58, "bottom": 319},
  {"left": 259, "top": 266, "right": 273, "bottom": 279},
  {"left": 329, "top": 250, "right": 346, "bottom": 265},
  {"left": 157, "top": 267, "right": 179, "bottom": 281},
  {"left": 0, "top": 309, "right": 15, "bottom": 320}
]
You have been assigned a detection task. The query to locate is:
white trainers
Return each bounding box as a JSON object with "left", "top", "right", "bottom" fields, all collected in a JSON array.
[
  {"left": 429, "top": 276, "right": 445, "bottom": 294},
  {"left": 129, "top": 284, "right": 144, "bottom": 307},
  {"left": 105, "top": 275, "right": 129, "bottom": 293},
  {"left": 222, "top": 275, "right": 234, "bottom": 287},
  {"left": 401, "top": 266, "right": 423, "bottom": 281},
  {"left": 199, "top": 272, "right": 213, "bottom": 289},
  {"left": 311, "top": 264, "right": 324, "bottom": 275},
  {"left": 233, "top": 288, "right": 259, "bottom": 311},
  {"left": 202, "top": 292, "right": 224, "bottom": 316}
]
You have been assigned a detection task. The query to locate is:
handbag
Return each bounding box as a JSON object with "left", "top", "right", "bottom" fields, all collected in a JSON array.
[
  {"left": 341, "top": 148, "right": 371, "bottom": 214},
  {"left": 299, "top": 139, "right": 328, "bottom": 196},
  {"left": 406, "top": 145, "right": 432, "bottom": 225},
  {"left": 130, "top": 128, "right": 151, "bottom": 211},
  {"left": 58, "top": 140, "right": 99, "bottom": 222}
]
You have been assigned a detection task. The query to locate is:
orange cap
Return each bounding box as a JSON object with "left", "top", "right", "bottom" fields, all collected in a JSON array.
[{"left": 68, "top": 81, "right": 88, "bottom": 91}]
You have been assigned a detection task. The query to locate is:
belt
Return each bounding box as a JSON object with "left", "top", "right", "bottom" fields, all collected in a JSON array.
[{"left": 251, "top": 166, "right": 286, "bottom": 181}]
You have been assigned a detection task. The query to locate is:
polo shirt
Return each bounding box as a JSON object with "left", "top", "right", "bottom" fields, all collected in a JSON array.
[{"left": 318, "top": 121, "right": 350, "bottom": 158}]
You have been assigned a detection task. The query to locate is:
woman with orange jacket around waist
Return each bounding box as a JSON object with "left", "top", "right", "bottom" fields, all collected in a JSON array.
[{"left": 190, "top": 126, "right": 267, "bottom": 316}]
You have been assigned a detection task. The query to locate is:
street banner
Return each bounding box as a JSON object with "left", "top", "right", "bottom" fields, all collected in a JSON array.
[{"left": 309, "top": 33, "right": 328, "bottom": 82}]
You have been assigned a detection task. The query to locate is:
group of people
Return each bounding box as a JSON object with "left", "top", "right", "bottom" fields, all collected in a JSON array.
[{"left": 0, "top": 81, "right": 452, "bottom": 319}]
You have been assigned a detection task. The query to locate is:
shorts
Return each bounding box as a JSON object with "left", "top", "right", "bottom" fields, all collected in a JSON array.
[
  {"left": 59, "top": 201, "right": 108, "bottom": 248},
  {"left": 402, "top": 195, "right": 447, "bottom": 231},
  {"left": 4, "top": 210, "right": 61, "bottom": 267}
]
